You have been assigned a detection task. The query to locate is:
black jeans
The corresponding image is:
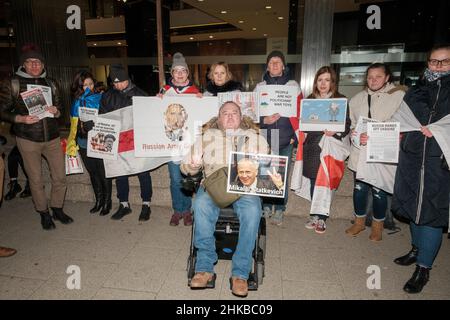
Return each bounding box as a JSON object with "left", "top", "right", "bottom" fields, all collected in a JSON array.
[
  {"left": 7, "top": 145, "right": 28, "bottom": 180},
  {"left": 79, "top": 147, "right": 111, "bottom": 198}
]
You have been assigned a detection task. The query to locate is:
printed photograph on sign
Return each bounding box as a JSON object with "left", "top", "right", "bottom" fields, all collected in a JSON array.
[
  {"left": 87, "top": 117, "right": 121, "bottom": 160},
  {"left": 20, "top": 88, "right": 53, "bottom": 119},
  {"left": 227, "top": 152, "right": 288, "bottom": 198},
  {"left": 133, "top": 96, "right": 219, "bottom": 158},
  {"left": 299, "top": 98, "right": 348, "bottom": 132}
]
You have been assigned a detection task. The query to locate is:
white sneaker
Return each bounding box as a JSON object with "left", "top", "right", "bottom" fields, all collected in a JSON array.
[{"left": 305, "top": 216, "right": 319, "bottom": 230}]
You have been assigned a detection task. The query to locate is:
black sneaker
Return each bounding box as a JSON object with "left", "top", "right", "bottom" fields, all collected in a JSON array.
[
  {"left": 39, "top": 211, "right": 56, "bottom": 230},
  {"left": 4, "top": 181, "right": 22, "bottom": 201},
  {"left": 139, "top": 204, "right": 151, "bottom": 221},
  {"left": 111, "top": 204, "right": 132, "bottom": 220},
  {"left": 51, "top": 208, "right": 74, "bottom": 224}
]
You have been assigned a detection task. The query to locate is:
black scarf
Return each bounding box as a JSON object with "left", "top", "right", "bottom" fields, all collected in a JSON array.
[
  {"left": 206, "top": 80, "right": 243, "bottom": 96},
  {"left": 263, "top": 70, "right": 291, "bottom": 85}
]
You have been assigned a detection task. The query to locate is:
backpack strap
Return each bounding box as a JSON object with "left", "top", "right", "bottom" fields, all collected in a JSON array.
[{"left": 11, "top": 78, "right": 20, "bottom": 101}]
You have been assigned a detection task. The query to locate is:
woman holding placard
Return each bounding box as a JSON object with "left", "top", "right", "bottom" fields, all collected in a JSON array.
[
  {"left": 303, "top": 66, "right": 350, "bottom": 234},
  {"left": 345, "top": 63, "right": 406, "bottom": 241},
  {"left": 67, "top": 71, "right": 111, "bottom": 215}
]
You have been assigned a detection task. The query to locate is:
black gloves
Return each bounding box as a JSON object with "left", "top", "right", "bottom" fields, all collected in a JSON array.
[{"left": 82, "top": 120, "right": 95, "bottom": 132}]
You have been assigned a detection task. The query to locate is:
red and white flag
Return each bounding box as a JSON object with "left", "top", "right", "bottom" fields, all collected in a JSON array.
[
  {"left": 291, "top": 133, "right": 350, "bottom": 216},
  {"left": 101, "top": 106, "right": 171, "bottom": 178}
]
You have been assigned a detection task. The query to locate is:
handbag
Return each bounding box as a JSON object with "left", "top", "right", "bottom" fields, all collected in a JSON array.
[
  {"left": 65, "top": 151, "right": 84, "bottom": 175},
  {"left": 203, "top": 167, "right": 240, "bottom": 208}
]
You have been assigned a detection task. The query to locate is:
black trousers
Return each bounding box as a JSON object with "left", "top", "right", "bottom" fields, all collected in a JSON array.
[
  {"left": 79, "top": 147, "right": 112, "bottom": 198},
  {"left": 7, "top": 145, "right": 28, "bottom": 180}
]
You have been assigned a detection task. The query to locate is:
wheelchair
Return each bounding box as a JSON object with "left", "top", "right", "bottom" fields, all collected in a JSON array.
[{"left": 187, "top": 206, "right": 266, "bottom": 290}]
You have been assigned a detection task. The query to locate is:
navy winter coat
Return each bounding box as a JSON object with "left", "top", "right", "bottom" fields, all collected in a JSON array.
[{"left": 392, "top": 75, "right": 450, "bottom": 228}]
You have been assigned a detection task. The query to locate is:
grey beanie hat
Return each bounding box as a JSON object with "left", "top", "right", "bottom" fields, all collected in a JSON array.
[{"left": 171, "top": 52, "right": 189, "bottom": 74}]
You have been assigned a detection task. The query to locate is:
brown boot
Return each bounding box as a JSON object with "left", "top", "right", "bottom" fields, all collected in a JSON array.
[
  {"left": 345, "top": 216, "right": 366, "bottom": 236},
  {"left": 230, "top": 276, "right": 248, "bottom": 298},
  {"left": 190, "top": 272, "right": 216, "bottom": 289},
  {"left": 369, "top": 220, "right": 384, "bottom": 242}
]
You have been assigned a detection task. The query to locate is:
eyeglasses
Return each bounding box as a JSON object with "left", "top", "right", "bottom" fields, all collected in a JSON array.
[
  {"left": 428, "top": 58, "right": 450, "bottom": 67},
  {"left": 24, "top": 60, "right": 42, "bottom": 66}
]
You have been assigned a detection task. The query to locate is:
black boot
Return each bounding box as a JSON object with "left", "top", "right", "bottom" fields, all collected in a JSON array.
[
  {"left": 99, "top": 179, "right": 112, "bottom": 216},
  {"left": 403, "top": 265, "right": 430, "bottom": 294},
  {"left": 4, "top": 180, "right": 22, "bottom": 201},
  {"left": 19, "top": 181, "right": 31, "bottom": 198},
  {"left": 51, "top": 207, "right": 74, "bottom": 224},
  {"left": 90, "top": 194, "right": 103, "bottom": 213},
  {"left": 39, "top": 211, "right": 56, "bottom": 230},
  {"left": 394, "top": 246, "right": 418, "bottom": 266}
]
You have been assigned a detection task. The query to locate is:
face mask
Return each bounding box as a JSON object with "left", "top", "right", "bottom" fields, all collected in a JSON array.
[{"left": 424, "top": 68, "right": 450, "bottom": 82}]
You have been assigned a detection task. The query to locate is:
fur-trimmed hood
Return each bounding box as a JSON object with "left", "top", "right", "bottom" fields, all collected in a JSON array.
[{"left": 201, "top": 115, "right": 260, "bottom": 133}]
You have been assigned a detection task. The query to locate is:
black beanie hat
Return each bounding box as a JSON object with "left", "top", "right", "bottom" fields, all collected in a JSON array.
[
  {"left": 266, "top": 50, "right": 286, "bottom": 67},
  {"left": 20, "top": 43, "right": 45, "bottom": 65},
  {"left": 109, "top": 64, "right": 129, "bottom": 83}
]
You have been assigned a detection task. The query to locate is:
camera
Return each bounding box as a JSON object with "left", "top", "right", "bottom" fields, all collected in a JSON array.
[{"left": 181, "top": 171, "right": 203, "bottom": 192}]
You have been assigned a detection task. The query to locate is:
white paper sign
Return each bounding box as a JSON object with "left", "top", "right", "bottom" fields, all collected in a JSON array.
[
  {"left": 79, "top": 107, "right": 98, "bottom": 122},
  {"left": 218, "top": 92, "right": 259, "bottom": 122},
  {"left": 133, "top": 96, "right": 220, "bottom": 158},
  {"left": 352, "top": 116, "right": 379, "bottom": 148},
  {"left": 366, "top": 122, "right": 400, "bottom": 163},
  {"left": 257, "top": 85, "right": 297, "bottom": 117},
  {"left": 87, "top": 117, "right": 121, "bottom": 160}
]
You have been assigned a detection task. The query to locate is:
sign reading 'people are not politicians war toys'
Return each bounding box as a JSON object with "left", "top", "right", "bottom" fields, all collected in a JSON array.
[{"left": 257, "top": 85, "right": 298, "bottom": 118}]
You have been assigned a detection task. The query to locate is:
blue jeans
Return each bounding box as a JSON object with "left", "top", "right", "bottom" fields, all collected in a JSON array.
[
  {"left": 116, "top": 171, "right": 152, "bottom": 202},
  {"left": 410, "top": 222, "right": 443, "bottom": 268},
  {"left": 353, "top": 178, "right": 388, "bottom": 221},
  {"left": 262, "top": 143, "right": 293, "bottom": 212},
  {"left": 193, "top": 187, "right": 261, "bottom": 280},
  {"left": 168, "top": 161, "right": 192, "bottom": 214}
]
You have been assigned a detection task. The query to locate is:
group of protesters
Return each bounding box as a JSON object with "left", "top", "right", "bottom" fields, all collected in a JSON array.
[{"left": 0, "top": 42, "right": 448, "bottom": 296}]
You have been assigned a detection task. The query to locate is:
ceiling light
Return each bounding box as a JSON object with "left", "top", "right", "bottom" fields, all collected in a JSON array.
[
  {"left": 93, "top": 43, "right": 97, "bottom": 46},
  {"left": 117, "top": 42, "right": 122, "bottom": 45},
  {"left": 189, "top": 37, "right": 194, "bottom": 40},
  {"left": 278, "top": 16, "right": 284, "bottom": 20},
  {"left": 209, "top": 35, "right": 214, "bottom": 39},
  {"left": 263, "top": 34, "right": 268, "bottom": 37},
  {"left": 198, "top": 0, "right": 204, "bottom": 2},
  {"left": 265, "top": 6, "right": 272, "bottom": 9},
  {"left": 221, "top": 10, "right": 227, "bottom": 14},
  {"left": 252, "top": 27, "right": 257, "bottom": 31},
  {"left": 238, "top": 20, "right": 244, "bottom": 23}
]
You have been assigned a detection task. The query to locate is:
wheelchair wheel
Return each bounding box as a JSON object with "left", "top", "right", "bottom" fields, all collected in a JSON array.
[
  {"left": 257, "top": 261, "right": 264, "bottom": 285},
  {"left": 187, "top": 252, "right": 196, "bottom": 286}
]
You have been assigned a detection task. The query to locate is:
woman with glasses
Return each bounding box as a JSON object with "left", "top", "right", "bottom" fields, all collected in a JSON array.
[
  {"left": 159, "top": 52, "right": 200, "bottom": 227},
  {"left": 392, "top": 44, "right": 450, "bottom": 294}
]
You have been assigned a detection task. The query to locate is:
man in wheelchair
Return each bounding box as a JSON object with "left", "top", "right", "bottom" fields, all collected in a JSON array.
[{"left": 181, "top": 101, "right": 269, "bottom": 297}]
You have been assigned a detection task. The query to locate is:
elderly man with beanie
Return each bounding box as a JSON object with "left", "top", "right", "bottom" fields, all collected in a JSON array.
[
  {"left": 159, "top": 52, "right": 200, "bottom": 227},
  {"left": 98, "top": 64, "right": 152, "bottom": 222},
  {"left": 254, "top": 50, "right": 302, "bottom": 226},
  {"left": 0, "top": 44, "right": 73, "bottom": 230}
]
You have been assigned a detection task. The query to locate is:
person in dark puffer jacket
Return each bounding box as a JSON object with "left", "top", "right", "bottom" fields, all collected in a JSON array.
[
  {"left": 392, "top": 44, "right": 450, "bottom": 294},
  {"left": 0, "top": 44, "right": 73, "bottom": 230},
  {"left": 254, "top": 50, "right": 302, "bottom": 226}
]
